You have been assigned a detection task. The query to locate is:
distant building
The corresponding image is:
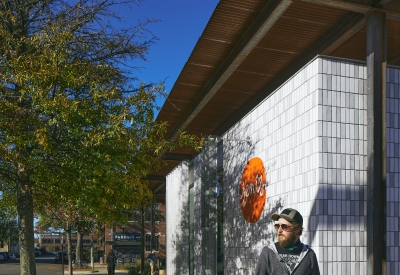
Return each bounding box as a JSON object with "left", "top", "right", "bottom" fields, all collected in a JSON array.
[
  {"left": 0, "top": 241, "right": 19, "bottom": 254},
  {"left": 104, "top": 203, "right": 166, "bottom": 265},
  {"left": 39, "top": 233, "right": 96, "bottom": 252}
]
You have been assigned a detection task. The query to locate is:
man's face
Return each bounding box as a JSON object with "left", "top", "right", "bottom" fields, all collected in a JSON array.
[{"left": 276, "top": 218, "right": 300, "bottom": 248}]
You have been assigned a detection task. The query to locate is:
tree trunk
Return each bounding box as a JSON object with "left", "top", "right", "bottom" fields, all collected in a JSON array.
[
  {"left": 141, "top": 209, "right": 145, "bottom": 273},
  {"left": 17, "top": 179, "right": 36, "bottom": 275},
  {"left": 67, "top": 229, "right": 73, "bottom": 275},
  {"left": 76, "top": 230, "right": 82, "bottom": 264}
]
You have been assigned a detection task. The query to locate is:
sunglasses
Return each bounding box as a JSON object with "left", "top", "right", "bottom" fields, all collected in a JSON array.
[{"left": 274, "top": 223, "right": 295, "bottom": 232}]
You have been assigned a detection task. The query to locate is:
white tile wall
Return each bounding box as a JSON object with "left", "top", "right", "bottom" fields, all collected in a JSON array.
[
  {"left": 223, "top": 57, "right": 369, "bottom": 274},
  {"left": 386, "top": 67, "right": 400, "bottom": 275},
  {"left": 165, "top": 161, "right": 189, "bottom": 275}
]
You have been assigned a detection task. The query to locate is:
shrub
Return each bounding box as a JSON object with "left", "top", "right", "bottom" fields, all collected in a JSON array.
[
  {"left": 116, "top": 263, "right": 133, "bottom": 270},
  {"left": 128, "top": 266, "right": 138, "bottom": 275},
  {"left": 133, "top": 259, "right": 151, "bottom": 275}
]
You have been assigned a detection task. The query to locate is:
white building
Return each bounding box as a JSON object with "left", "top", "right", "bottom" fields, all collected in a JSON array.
[{"left": 150, "top": 1, "right": 400, "bottom": 274}]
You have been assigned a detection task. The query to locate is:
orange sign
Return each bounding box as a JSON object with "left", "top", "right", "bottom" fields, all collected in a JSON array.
[{"left": 239, "top": 157, "right": 267, "bottom": 223}]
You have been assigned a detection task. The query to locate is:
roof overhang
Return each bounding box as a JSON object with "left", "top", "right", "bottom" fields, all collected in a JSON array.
[{"left": 148, "top": 0, "right": 400, "bottom": 202}]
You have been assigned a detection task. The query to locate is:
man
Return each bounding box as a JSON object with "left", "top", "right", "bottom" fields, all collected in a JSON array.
[
  {"left": 255, "top": 208, "right": 320, "bottom": 275},
  {"left": 147, "top": 248, "right": 157, "bottom": 275},
  {"left": 106, "top": 250, "right": 116, "bottom": 275}
]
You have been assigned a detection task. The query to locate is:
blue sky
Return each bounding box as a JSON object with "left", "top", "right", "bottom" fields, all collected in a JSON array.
[{"left": 112, "top": 0, "right": 219, "bottom": 113}]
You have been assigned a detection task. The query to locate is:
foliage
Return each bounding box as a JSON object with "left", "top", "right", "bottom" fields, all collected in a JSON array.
[
  {"left": 128, "top": 266, "right": 138, "bottom": 275},
  {"left": 118, "top": 260, "right": 151, "bottom": 275},
  {"left": 0, "top": 204, "right": 18, "bottom": 247},
  {"left": 0, "top": 0, "right": 203, "bottom": 274},
  {"left": 131, "top": 259, "right": 151, "bottom": 275},
  {"left": 35, "top": 214, "right": 58, "bottom": 234}
]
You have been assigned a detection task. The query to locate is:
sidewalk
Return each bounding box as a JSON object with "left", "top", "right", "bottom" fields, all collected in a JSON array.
[{"left": 70, "top": 262, "right": 128, "bottom": 275}]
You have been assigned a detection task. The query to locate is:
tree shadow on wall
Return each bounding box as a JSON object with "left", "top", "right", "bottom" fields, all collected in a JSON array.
[
  {"left": 170, "top": 208, "right": 191, "bottom": 274},
  {"left": 169, "top": 165, "right": 190, "bottom": 274},
  {"left": 223, "top": 193, "right": 285, "bottom": 273},
  {"left": 169, "top": 141, "right": 220, "bottom": 275},
  {"left": 169, "top": 122, "right": 285, "bottom": 274},
  {"left": 221, "top": 124, "right": 285, "bottom": 273},
  {"left": 306, "top": 183, "right": 366, "bottom": 248},
  {"left": 222, "top": 124, "right": 256, "bottom": 184}
]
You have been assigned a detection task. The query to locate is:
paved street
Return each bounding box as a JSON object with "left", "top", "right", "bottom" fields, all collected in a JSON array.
[
  {"left": 0, "top": 255, "right": 128, "bottom": 275},
  {"left": 0, "top": 255, "right": 65, "bottom": 275}
]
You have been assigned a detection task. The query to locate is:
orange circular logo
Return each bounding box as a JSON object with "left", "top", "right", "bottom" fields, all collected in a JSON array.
[{"left": 239, "top": 157, "right": 267, "bottom": 223}]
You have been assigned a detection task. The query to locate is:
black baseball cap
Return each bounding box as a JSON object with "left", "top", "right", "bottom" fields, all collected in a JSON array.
[{"left": 271, "top": 208, "right": 303, "bottom": 225}]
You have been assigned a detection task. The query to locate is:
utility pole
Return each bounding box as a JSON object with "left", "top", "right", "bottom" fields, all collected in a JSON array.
[
  {"left": 8, "top": 220, "right": 11, "bottom": 253},
  {"left": 151, "top": 195, "right": 155, "bottom": 250}
]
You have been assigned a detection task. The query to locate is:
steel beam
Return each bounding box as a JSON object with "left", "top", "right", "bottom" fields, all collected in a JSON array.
[
  {"left": 321, "top": 15, "right": 367, "bottom": 55},
  {"left": 162, "top": 153, "right": 192, "bottom": 161},
  {"left": 366, "top": 10, "right": 386, "bottom": 275},
  {"left": 146, "top": 175, "right": 166, "bottom": 182},
  {"left": 298, "top": 0, "right": 371, "bottom": 13},
  {"left": 374, "top": 0, "right": 391, "bottom": 8},
  {"left": 388, "top": 54, "right": 400, "bottom": 65},
  {"left": 153, "top": 182, "right": 166, "bottom": 193},
  {"left": 299, "top": 0, "right": 400, "bottom": 20}
]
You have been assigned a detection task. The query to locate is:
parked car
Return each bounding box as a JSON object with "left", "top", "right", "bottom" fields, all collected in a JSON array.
[
  {"left": 54, "top": 252, "right": 68, "bottom": 263},
  {"left": 9, "top": 253, "right": 16, "bottom": 260},
  {"left": 0, "top": 254, "right": 5, "bottom": 261},
  {"left": 34, "top": 249, "right": 41, "bottom": 257},
  {"left": 0, "top": 252, "right": 8, "bottom": 261}
]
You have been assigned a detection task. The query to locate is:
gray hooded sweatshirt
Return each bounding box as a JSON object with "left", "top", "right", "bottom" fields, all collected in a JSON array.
[{"left": 255, "top": 242, "right": 320, "bottom": 275}]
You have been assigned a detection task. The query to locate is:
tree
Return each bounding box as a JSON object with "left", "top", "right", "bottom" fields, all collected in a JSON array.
[
  {"left": 0, "top": 1, "right": 202, "bottom": 274},
  {"left": 38, "top": 201, "right": 87, "bottom": 275},
  {"left": 37, "top": 202, "right": 103, "bottom": 275}
]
